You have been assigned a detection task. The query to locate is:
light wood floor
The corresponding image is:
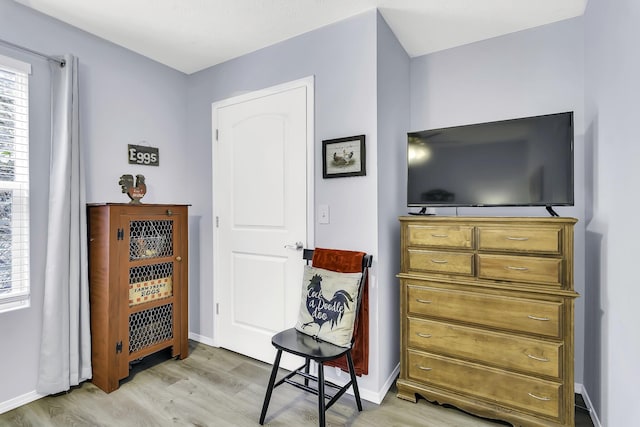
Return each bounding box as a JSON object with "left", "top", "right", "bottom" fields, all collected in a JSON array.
[{"left": 0, "top": 341, "right": 590, "bottom": 426}]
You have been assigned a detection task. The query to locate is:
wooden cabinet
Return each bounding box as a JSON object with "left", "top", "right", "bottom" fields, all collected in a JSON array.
[
  {"left": 397, "top": 216, "right": 578, "bottom": 427},
  {"left": 87, "top": 203, "right": 189, "bottom": 393}
]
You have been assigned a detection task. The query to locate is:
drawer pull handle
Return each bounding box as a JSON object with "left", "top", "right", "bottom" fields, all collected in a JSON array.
[
  {"left": 528, "top": 392, "right": 552, "bottom": 401},
  {"left": 418, "top": 366, "right": 432, "bottom": 371},
  {"left": 417, "top": 333, "right": 432, "bottom": 338},
  {"left": 431, "top": 259, "right": 448, "bottom": 264},
  {"left": 416, "top": 299, "right": 432, "bottom": 304},
  {"left": 527, "top": 354, "right": 550, "bottom": 362},
  {"left": 506, "top": 236, "right": 529, "bottom": 241},
  {"left": 431, "top": 234, "right": 449, "bottom": 238},
  {"left": 527, "top": 315, "right": 550, "bottom": 321},
  {"left": 506, "top": 266, "right": 529, "bottom": 271}
]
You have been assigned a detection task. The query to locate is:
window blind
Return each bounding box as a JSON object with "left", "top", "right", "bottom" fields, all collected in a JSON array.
[{"left": 0, "top": 54, "right": 30, "bottom": 313}]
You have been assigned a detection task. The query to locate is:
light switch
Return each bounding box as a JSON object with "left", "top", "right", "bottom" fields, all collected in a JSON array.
[{"left": 318, "top": 204, "right": 330, "bottom": 224}]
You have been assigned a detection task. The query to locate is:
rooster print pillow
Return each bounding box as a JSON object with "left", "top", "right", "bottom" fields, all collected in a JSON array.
[{"left": 294, "top": 265, "right": 362, "bottom": 347}]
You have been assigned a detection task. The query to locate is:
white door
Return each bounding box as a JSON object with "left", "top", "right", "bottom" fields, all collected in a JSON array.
[{"left": 213, "top": 78, "right": 313, "bottom": 368}]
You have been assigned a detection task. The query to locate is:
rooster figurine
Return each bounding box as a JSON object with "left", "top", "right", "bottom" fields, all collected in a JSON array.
[
  {"left": 119, "top": 174, "right": 147, "bottom": 204},
  {"left": 301, "top": 273, "right": 353, "bottom": 332}
]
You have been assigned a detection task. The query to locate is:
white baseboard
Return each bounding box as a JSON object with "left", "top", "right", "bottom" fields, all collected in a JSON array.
[
  {"left": 187, "top": 331, "right": 401, "bottom": 406},
  {"left": 1, "top": 333, "right": 213, "bottom": 415},
  {"left": 293, "top": 364, "right": 395, "bottom": 405},
  {"left": 7, "top": 362, "right": 595, "bottom": 426},
  {"left": 374, "top": 363, "right": 400, "bottom": 403},
  {"left": 575, "top": 382, "right": 602, "bottom": 427},
  {"left": 0, "top": 390, "right": 44, "bottom": 415},
  {"left": 341, "top": 363, "right": 400, "bottom": 405},
  {"left": 188, "top": 332, "right": 215, "bottom": 346}
]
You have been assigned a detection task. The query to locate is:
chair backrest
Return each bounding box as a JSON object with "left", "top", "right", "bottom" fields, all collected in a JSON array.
[
  {"left": 302, "top": 248, "right": 373, "bottom": 270},
  {"left": 302, "top": 248, "right": 372, "bottom": 345}
]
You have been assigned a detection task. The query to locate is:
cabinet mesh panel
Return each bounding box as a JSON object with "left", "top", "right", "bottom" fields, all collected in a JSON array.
[
  {"left": 128, "top": 262, "right": 173, "bottom": 306},
  {"left": 129, "top": 303, "right": 173, "bottom": 353},
  {"left": 129, "top": 262, "right": 173, "bottom": 284},
  {"left": 129, "top": 220, "right": 173, "bottom": 260}
]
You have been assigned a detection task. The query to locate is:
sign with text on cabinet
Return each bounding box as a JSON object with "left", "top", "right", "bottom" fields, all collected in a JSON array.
[{"left": 128, "top": 144, "right": 159, "bottom": 166}]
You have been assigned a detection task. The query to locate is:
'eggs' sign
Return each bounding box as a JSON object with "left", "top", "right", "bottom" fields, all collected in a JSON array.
[{"left": 128, "top": 144, "right": 159, "bottom": 166}]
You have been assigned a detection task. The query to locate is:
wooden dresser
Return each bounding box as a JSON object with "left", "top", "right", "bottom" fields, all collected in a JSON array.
[
  {"left": 87, "top": 203, "right": 189, "bottom": 392},
  {"left": 397, "top": 216, "right": 578, "bottom": 427}
]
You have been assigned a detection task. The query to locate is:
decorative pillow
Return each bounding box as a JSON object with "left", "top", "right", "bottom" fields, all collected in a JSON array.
[{"left": 294, "top": 265, "right": 362, "bottom": 347}]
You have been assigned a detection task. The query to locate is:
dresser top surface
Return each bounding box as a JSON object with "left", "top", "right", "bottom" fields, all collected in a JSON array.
[{"left": 399, "top": 216, "right": 577, "bottom": 225}]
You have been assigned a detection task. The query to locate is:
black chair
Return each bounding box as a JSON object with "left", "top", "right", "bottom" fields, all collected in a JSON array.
[{"left": 259, "top": 248, "right": 372, "bottom": 427}]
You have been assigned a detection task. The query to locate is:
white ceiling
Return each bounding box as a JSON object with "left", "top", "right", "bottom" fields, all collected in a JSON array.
[{"left": 14, "top": 0, "right": 588, "bottom": 75}]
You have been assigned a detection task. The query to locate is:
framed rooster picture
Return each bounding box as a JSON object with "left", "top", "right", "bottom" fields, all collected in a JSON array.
[{"left": 322, "top": 134, "right": 366, "bottom": 178}]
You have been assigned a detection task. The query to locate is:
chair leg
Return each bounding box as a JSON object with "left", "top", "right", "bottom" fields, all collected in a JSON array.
[
  {"left": 346, "top": 351, "right": 363, "bottom": 411},
  {"left": 259, "top": 349, "right": 283, "bottom": 425},
  {"left": 317, "top": 362, "right": 326, "bottom": 427},
  {"left": 304, "top": 358, "right": 311, "bottom": 387}
]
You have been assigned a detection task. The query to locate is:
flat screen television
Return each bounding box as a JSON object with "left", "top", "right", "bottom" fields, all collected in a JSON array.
[{"left": 407, "top": 112, "right": 574, "bottom": 212}]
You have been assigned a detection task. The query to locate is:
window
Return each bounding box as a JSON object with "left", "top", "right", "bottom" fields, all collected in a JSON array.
[{"left": 0, "top": 54, "right": 30, "bottom": 313}]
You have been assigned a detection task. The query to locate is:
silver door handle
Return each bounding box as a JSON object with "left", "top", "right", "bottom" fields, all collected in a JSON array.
[{"left": 284, "top": 241, "right": 303, "bottom": 250}]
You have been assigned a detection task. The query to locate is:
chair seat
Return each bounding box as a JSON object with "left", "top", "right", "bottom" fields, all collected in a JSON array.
[{"left": 272, "top": 328, "right": 351, "bottom": 362}]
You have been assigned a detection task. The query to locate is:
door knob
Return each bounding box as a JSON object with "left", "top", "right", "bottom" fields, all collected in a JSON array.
[{"left": 284, "top": 241, "right": 303, "bottom": 250}]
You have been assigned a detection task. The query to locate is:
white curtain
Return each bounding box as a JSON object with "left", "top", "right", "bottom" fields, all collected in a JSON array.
[{"left": 37, "top": 54, "right": 92, "bottom": 394}]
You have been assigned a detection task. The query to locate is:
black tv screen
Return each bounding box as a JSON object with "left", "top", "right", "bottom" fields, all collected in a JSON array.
[{"left": 407, "top": 112, "right": 574, "bottom": 208}]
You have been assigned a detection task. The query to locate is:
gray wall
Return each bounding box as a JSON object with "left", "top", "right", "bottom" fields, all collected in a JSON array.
[
  {"left": 409, "top": 17, "right": 587, "bottom": 386},
  {"left": 375, "top": 11, "right": 410, "bottom": 389},
  {"left": 186, "top": 10, "right": 388, "bottom": 397},
  {"left": 0, "top": 0, "right": 187, "bottom": 405},
  {"left": 4, "top": 0, "right": 636, "bottom": 423},
  {"left": 584, "top": 0, "right": 640, "bottom": 424},
  {"left": 0, "top": 3, "right": 401, "bottom": 406}
]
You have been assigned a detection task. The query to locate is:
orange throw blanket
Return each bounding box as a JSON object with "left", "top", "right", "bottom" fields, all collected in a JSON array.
[{"left": 312, "top": 248, "right": 369, "bottom": 376}]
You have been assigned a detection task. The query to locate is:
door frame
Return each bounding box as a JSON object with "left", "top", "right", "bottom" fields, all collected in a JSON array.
[{"left": 211, "top": 76, "right": 315, "bottom": 347}]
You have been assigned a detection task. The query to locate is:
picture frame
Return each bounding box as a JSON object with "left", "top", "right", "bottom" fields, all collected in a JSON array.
[{"left": 322, "top": 135, "right": 366, "bottom": 178}]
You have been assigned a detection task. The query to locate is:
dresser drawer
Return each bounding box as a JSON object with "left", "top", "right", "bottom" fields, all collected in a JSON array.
[
  {"left": 478, "top": 254, "right": 562, "bottom": 287},
  {"left": 407, "top": 284, "right": 562, "bottom": 338},
  {"left": 407, "top": 249, "right": 474, "bottom": 276},
  {"left": 407, "top": 224, "right": 473, "bottom": 249},
  {"left": 408, "top": 317, "right": 562, "bottom": 378},
  {"left": 478, "top": 226, "right": 562, "bottom": 254},
  {"left": 407, "top": 350, "right": 562, "bottom": 419}
]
